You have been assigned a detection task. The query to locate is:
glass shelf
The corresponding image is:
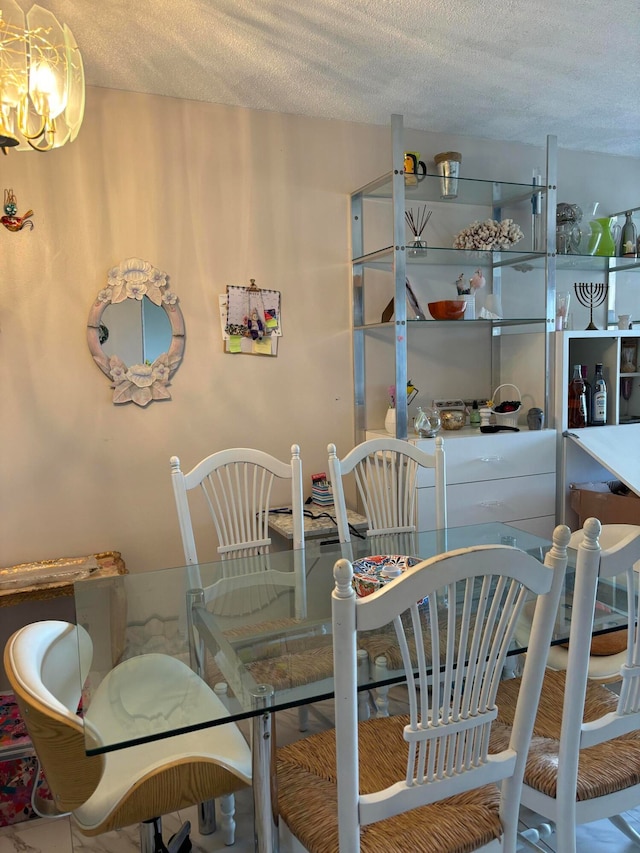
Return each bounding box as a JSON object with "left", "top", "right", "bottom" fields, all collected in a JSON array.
[
  {"left": 353, "top": 246, "right": 546, "bottom": 270},
  {"left": 555, "top": 254, "right": 640, "bottom": 273},
  {"left": 353, "top": 172, "right": 543, "bottom": 207},
  {"left": 355, "top": 317, "right": 547, "bottom": 331}
]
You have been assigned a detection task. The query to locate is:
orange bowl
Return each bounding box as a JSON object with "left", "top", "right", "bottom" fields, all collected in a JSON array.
[{"left": 428, "top": 299, "right": 466, "bottom": 320}]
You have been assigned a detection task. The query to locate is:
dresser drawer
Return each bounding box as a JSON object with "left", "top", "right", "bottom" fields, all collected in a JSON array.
[
  {"left": 446, "top": 473, "right": 557, "bottom": 526},
  {"left": 416, "top": 472, "right": 556, "bottom": 530},
  {"left": 413, "top": 430, "right": 556, "bottom": 487}
]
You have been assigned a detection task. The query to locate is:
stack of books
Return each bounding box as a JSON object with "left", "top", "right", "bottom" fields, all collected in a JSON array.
[{"left": 311, "top": 473, "right": 333, "bottom": 507}]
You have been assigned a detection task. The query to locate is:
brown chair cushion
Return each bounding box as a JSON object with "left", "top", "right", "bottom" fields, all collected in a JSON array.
[
  {"left": 496, "top": 669, "right": 640, "bottom": 801},
  {"left": 277, "top": 714, "right": 504, "bottom": 853}
]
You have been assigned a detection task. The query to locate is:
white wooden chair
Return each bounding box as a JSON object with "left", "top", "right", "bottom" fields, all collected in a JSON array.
[
  {"left": 328, "top": 435, "right": 446, "bottom": 557},
  {"left": 496, "top": 517, "right": 640, "bottom": 853},
  {"left": 515, "top": 523, "right": 640, "bottom": 684},
  {"left": 170, "top": 444, "right": 306, "bottom": 634},
  {"left": 170, "top": 445, "right": 331, "bottom": 730},
  {"left": 277, "top": 525, "right": 570, "bottom": 853},
  {"left": 170, "top": 444, "right": 304, "bottom": 563},
  {"left": 4, "top": 621, "right": 252, "bottom": 852},
  {"left": 328, "top": 435, "right": 447, "bottom": 715}
]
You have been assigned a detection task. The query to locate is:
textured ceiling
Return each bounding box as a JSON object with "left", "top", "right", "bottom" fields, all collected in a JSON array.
[{"left": 46, "top": 0, "right": 640, "bottom": 157}]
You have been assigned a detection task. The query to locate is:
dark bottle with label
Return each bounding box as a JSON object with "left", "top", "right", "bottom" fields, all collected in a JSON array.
[
  {"left": 592, "top": 363, "right": 607, "bottom": 425},
  {"left": 620, "top": 211, "right": 638, "bottom": 258},
  {"left": 580, "top": 365, "right": 592, "bottom": 426},
  {"left": 568, "top": 364, "right": 587, "bottom": 428}
]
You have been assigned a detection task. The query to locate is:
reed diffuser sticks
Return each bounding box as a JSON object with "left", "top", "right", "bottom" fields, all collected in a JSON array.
[{"left": 405, "top": 206, "right": 432, "bottom": 238}]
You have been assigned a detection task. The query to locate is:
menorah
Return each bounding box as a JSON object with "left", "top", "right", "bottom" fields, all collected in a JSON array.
[{"left": 573, "top": 281, "right": 609, "bottom": 330}]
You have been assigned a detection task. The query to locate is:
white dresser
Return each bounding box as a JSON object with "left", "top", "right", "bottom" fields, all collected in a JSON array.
[{"left": 366, "top": 428, "right": 557, "bottom": 538}]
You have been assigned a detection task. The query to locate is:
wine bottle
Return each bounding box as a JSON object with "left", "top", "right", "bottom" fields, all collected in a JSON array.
[
  {"left": 592, "top": 363, "right": 607, "bottom": 425},
  {"left": 620, "top": 211, "right": 637, "bottom": 258},
  {"left": 568, "top": 364, "right": 587, "bottom": 429},
  {"left": 580, "top": 365, "right": 592, "bottom": 426}
]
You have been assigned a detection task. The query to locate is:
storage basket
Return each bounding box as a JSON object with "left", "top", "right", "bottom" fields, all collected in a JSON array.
[{"left": 491, "top": 383, "right": 522, "bottom": 428}]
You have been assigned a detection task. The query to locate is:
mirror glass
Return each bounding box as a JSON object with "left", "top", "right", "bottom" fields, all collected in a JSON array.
[
  {"left": 87, "top": 258, "right": 185, "bottom": 407},
  {"left": 101, "top": 297, "right": 172, "bottom": 365}
]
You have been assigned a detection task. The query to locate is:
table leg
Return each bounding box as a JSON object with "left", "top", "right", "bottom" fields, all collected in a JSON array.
[
  {"left": 251, "top": 684, "right": 278, "bottom": 853},
  {"left": 187, "top": 589, "right": 217, "bottom": 836}
]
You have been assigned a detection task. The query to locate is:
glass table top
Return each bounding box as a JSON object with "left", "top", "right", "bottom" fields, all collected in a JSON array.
[{"left": 72, "top": 522, "right": 628, "bottom": 754}]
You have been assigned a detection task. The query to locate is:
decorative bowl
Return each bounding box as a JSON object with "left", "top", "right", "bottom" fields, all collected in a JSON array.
[
  {"left": 428, "top": 300, "right": 466, "bottom": 321},
  {"left": 440, "top": 409, "right": 466, "bottom": 430}
]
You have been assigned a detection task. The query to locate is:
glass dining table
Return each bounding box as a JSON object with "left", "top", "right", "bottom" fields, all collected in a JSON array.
[{"left": 72, "top": 522, "right": 627, "bottom": 853}]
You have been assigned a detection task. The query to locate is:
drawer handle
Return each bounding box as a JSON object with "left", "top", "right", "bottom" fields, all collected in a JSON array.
[
  {"left": 479, "top": 455, "right": 505, "bottom": 463},
  {"left": 479, "top": 500, "right": 504, "bottom": 508}
]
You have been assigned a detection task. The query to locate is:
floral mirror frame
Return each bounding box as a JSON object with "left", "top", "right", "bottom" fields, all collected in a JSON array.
[{"left": 87, "top": 258, "right": 185, "bottom": 407}]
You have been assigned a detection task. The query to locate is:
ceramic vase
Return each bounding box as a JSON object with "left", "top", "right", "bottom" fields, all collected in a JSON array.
[{"left": 384, "top": 407, "right": 396, "bottom": 435}]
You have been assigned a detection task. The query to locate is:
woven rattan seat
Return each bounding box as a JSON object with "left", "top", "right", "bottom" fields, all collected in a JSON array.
[
  {"left": 496, "top": 669, "right": 640, "bottom": 801},
  {"left": 278, "top": 715, "right": 503, "bottom": 853}
]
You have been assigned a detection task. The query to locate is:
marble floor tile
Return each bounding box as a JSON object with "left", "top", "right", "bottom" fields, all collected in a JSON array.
[
  {"left": 5, "top": 697, "right": 640, "bottom": 852},
  {"left": 0, "top": 816, "right": 72, "bottom": 853}
]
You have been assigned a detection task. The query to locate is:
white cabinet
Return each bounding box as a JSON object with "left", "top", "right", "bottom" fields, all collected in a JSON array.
[{"left": 365, "top": 427, "right": 557, "bottom": 537}]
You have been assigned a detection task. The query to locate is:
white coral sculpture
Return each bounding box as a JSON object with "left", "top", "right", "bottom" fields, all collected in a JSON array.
[{"left": 453, "top": 218, "right": 524, "bottom": 251}]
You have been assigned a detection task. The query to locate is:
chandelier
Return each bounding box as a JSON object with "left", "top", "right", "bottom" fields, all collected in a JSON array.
[{"left": 0, "top": 0, "right": 84, "bottom": 152}]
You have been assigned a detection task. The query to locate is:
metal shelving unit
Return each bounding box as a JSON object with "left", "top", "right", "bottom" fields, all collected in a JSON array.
[{"left": 350, "top": 114, "right": 557, "bottom": 441}]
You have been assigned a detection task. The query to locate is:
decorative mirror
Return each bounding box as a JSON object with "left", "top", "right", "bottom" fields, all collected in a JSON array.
[{"left": 87, "top": 258, "right": 185, "bottom": 407}]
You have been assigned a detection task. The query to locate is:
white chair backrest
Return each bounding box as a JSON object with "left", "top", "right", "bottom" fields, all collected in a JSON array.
[
  {"left": 170, "top": 444, "right": 304, "bottom": 563},
  {"left": 4, "top": 621, "right": 104, "bottom": 812},
  {"left": 328, "top": 436, "right": 446, "bottom": 548},
  {"left": 7, "top": 620, "right": 92, "bottom": 716},
  {"left": 331, "top": 525, "right": 570, "bottom": 852},
  {"left": 558, "top": 518, "right": 640, "bottom": 782}
]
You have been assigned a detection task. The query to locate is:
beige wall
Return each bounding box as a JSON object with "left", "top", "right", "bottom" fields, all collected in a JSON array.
[{"left": 1, "top": 88, "right": 639, "bottom": 574}]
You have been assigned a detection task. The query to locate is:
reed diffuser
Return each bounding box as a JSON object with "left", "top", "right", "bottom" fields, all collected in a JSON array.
[{"left": 405, "top": 206, "right": 432, "bottom": 256}]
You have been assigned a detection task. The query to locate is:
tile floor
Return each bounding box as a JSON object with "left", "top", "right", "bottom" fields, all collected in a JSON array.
[{"left": 1, "top": 690, "right": 640, "bottom": 852}]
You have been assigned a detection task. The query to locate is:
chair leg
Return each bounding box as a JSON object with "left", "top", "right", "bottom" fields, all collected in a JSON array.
[
  {"left": 373, "top": 654, "right": 390, "bottom": 717},
  {"left": 297, "top": 705, "right": 309, "bottom": 731},
  {"left": 140, "top": 817, "right": 193, "bottom": 853},
  {"left": 219, "top": 793, "right": 236, "bottom": 846},
  {"left": 141, "top": 818, "right": 162, "bottom": 853},
  {"left": 609, "top": 814, "right": 640, "bottom": 847},
  {"left": 517, "top": 822, "right": 553, "bottom": 851},
  {"left": 167, "top": 821, "right": 192, "bottom": 853},
  {"left": 198, "top": 798, "right": 216, "bottom": 835}
]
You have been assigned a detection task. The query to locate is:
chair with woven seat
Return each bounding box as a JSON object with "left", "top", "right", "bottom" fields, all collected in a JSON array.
[
  {"left": 328, "top": 435, "right": 446, "bottom": 558},
  {"left": 514, "top": 523, "right": 640, "bottom": 685},
  {"left": 496, "top": 517, "right": 640, "bottom": 852},
  {"left": 170, "top": 445, "right": 338, "bottom": 730},
  {"left": 277, "top": 524, "right": 570, "bottom": 853},
  {"left": 328, "top": 435, "right": 447, "bottom": 715},
  {"left": 4, "top": 620, "right": 252, "bottom": 852},
  {"left": 170, "top": 444, "right": 304, "bottom": 563}
]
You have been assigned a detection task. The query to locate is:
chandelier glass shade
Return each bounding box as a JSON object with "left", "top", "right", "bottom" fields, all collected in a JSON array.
[{"left": 0, "top": 0, "right": 84, "bottom": 151}]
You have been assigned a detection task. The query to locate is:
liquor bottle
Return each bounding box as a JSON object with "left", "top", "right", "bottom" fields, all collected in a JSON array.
[
  {"left": 580, "top": 365, "right": 592, "bottom": 426},
  {"left": 568, "top": 364, "right": 587, "bottom": 429},
  {"left": 620, "top": 211, "right": 637, "bottom": 258},
  {"left": 592, "top": 363, "right": 607, "bottom": 425},
  {"left": 469, "top": 400, "right": 481, "bottom": 428}
]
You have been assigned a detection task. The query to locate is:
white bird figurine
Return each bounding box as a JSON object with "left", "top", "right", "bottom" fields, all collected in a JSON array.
[{"left": 469, "top": 269, "right": 486, "bottom": 291}]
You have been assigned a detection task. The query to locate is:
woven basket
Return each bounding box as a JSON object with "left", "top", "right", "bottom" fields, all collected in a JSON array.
[{"left": 491, "top": 383, "right": 522, "bottom": 428}]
